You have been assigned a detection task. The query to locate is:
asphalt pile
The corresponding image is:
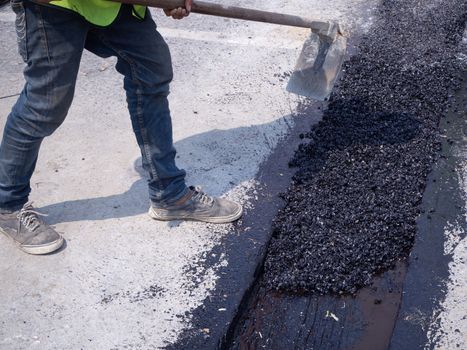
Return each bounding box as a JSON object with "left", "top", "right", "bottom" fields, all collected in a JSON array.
[{"left": 263, "top": 0, "right": 466, "bottom": 294}]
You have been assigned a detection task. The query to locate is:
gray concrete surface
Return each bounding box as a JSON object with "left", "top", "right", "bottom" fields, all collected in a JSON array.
[{"left": 0, "top": 1, "right": 376, "bottom": 349}]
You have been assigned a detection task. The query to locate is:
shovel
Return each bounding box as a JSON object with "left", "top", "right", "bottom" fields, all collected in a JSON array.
[{"left": 113, "top": 0, "right": 347, "bottom": 100}]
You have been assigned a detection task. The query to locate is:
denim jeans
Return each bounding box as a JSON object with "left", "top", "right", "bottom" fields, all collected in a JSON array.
[{"left": 0, "top": 1, "right": 188, "bottom": 211}]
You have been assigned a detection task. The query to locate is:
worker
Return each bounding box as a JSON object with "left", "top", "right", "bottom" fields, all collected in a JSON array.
[{"left": 0, "top": 0, "right": 243, "bottom": 255}]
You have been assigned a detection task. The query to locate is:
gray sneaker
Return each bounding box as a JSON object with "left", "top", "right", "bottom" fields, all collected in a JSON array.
[
  {"left": 0, "top": 202, "right": 64, "bottom": 255},
  {"left": 149, "top": 186, "right": 243, "bottom": 224}
]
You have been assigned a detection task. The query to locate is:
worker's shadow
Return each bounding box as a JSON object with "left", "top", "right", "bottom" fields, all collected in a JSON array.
[
  {"left": 40, "top": 158, "right": 149, "bottom": 225},
  {"left": 39, "top": 119, "right": 291, "bottom": 225},
  {"left": 40, "top": 104, "right": 423, "bottom": 225}
]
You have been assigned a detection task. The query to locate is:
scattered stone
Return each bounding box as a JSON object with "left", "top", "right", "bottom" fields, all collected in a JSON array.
[{"left": 325, "top": 310, "right": 339, "bottom": 321}]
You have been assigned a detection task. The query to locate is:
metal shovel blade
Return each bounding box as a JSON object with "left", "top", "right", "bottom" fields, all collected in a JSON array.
[{"left": 287, "top": 31, "right": 347, "bottom": 100}]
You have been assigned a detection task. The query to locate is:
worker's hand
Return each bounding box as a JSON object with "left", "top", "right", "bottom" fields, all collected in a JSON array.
[{"left": 163, "top": 0, "right": 192, "bottom": 20}]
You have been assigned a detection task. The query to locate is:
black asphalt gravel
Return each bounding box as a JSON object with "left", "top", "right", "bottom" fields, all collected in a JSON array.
[{"left": 263, "top": 0, "right": 466, "bottom": 294}]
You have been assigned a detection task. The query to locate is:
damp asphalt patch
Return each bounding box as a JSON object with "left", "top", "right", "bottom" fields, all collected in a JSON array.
[{"left": 263, "top": 0, "right": 467, "bottom": 294}]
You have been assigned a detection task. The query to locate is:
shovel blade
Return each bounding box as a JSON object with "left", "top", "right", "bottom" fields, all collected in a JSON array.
[{"left": 287, "top": 32, "right": 347, "bottom": 100}]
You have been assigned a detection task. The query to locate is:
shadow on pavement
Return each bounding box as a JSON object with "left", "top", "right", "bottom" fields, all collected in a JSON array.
[{"left": 39, "top": 118, "right": 292, "bottom": 225}]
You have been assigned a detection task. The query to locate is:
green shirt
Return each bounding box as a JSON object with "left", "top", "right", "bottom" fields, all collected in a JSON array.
[{"left": 47, "top": 0, "right": 146, "bottom": 26}]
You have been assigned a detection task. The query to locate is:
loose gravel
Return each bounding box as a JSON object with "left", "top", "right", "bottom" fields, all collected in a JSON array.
[{"left": 264, "top": 0, "right": 466, "bottom": 294}]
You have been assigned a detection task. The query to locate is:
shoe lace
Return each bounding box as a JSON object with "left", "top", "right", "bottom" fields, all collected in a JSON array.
[
  {"left": 192, "top": 186, "right": 215, "bottom": 206},
  {"left": 16, "top": 202, "right": 47, "bottom": 232}
]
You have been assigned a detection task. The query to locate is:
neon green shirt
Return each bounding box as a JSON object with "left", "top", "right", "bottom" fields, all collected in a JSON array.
[{"left": 47, "top": 0, "right": 146, "bottom": 26}]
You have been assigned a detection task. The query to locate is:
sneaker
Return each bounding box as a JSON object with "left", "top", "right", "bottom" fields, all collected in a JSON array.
[
  {"left": 0, "top": 202, "right": 64, "bottom": 255},
  {"left": 149, "top": 186, "right": 243, "bottom": 224}
]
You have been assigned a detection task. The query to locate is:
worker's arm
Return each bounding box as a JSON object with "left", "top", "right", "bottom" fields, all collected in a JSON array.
[{"left": 163, "top": 0, "right": 192, "bottom": 19}]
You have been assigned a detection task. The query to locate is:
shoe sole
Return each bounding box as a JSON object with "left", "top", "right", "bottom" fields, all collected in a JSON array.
[
  {"left": 148, "top": 205, "right": 243, "bottom": 224},
  {"left": 0, "top": 228, "right": 64, "bottom": 255}
]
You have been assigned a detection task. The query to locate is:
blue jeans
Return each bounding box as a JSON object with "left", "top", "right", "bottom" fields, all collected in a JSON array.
[{"left": 0, "top": 1, "right": 188, "bottom": 211}]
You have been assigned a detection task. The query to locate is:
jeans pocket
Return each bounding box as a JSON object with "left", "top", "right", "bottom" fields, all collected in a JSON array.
[{"left": 11, "top": 0, "right": 28, "bottom": 62}]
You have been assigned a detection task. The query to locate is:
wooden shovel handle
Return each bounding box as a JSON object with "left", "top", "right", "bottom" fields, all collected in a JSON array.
[{"left": 112, "top": 0, "right": 336, "bottom": 34}]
